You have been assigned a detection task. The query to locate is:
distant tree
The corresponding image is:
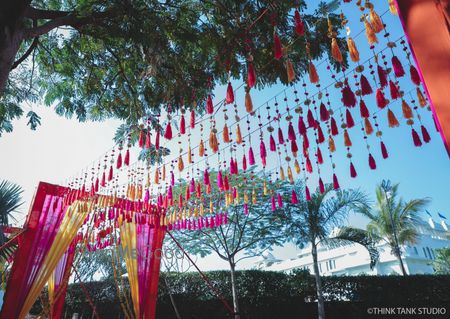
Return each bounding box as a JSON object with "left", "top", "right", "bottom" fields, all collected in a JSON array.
[
  {"left": 431, "top": 248, "right": 450, "bottom": 274},
  {"left": 76, "top": 248, "right": 126, "bottom": 282}
]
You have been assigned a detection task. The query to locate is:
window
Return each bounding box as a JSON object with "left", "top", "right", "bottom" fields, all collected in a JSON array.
[
  {"left": 413, "top": 246, "right": 418, "bottom": 255},
  {"left": 427, "top": 247, "right": 434, "bottom": 260},
  {"left": 423, "top": 247, "right": 429, "bottom": 259}
]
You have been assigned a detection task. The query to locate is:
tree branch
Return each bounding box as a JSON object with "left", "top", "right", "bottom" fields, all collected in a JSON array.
[
  {"left": 11, "top": 34, "right": 38, "bottom": 70},
  {"left": 24, "top": 6, "right": 72, "bottom": 20}
]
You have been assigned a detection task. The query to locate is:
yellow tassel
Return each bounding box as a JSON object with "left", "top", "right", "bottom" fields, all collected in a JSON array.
[
  {"left": 162, "top": 164, "right": 166, "bottom": 180},
  {"left": 370, "top": 8, "right": 384, "bottom": 33},
  {"left": 287, "top": 166, "right": 294, "bottom": 184},
  {"left": 263, "top": 180, "right": 268, "bottom": 196},
  {"left": 188, "top": 207, "right": 192, "bottom": 218},
  {"left": 199, "top": 139, "right": 205, "bottom": 157},
  {"left": 154, "top": 169, "right": 159, "bottom": 184},
  {"left": 235, "top": 189, "right": 240, "bottom": 204},
  {"left": 364, "top": 18, "right": 378, "bottom": 45},
  {"left": 244, "top": 191, "right": 249, "bottom": 204},
  {"left": 389, "top": 0, "right": 398, "bottom": 15},
  {"left": 331, "top": 38, "right": 343, "bottom": 63},
  {"left": 210, "top": 200, "right": 213, "bottom": 213},
  {"left": 364, "top": 118, "right": 374, "bottom": 135},
  {"left": 194, "top": 206, "right": 198, "bottom": 218},
  {"left": 178, "top": 155, "right": 184, "bottom": 172},
  {"left": 402, "top": 100, "right": 414, "bottom": 119},
  {"left": 236, "top": 124, "right": 242, "bottom": 144},
  {"left": 280, "top": 166, "right": 285, "bottom": 180},
  {"left": 188, "top": 145, "right": 192, "bottom": 164},
  {"left": 200, "top": 203, "right": 204, "bottom": 216},
  {"left": 347, "top": 37, "right": 360, "bottom": 62},
  {"left": 417, "top": 88, "right": 427, "bottom": 107},
  {"left": 344, "top": 129, "right": 352, "bottom": 147},
  {"left": 209, "top": 130, "right": 218, "bottom": 153},
  {"left": 294, "top": 159, "right": 301, "bottom": 174},
  {"left": 252, "top": 189, "right": 257, "bottom": 204},
  {"left": 308, "top": 61, "right": 319, "bottom": 84},
  {"left": 245, "top": 91, "right": 253, "bottom": 113},
  {"left": 286, "top": 59, "right": 295, "bottom": 83},
  {"left": 137, "top": 184, "right": 142, "bottom": 199},
  {"left": 146, "top": 173, "right": 151, "bottom": 187},
  {"left": 329, "top": 136, "right": 336, "bottom": 152},
  {"left": 223, "top": 123, "right": 230, "bottom": 143},
  {"left": 387, "top": 109, "right": 400, "bottom": 127}
]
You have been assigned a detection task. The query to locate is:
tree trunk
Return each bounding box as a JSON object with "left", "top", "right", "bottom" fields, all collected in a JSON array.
[
  {"left": 229, "top": 258, "right": 240, "bottom": 319},
  {"left": 311, "top": 242, "right": 325, "bottom": 319},
  {"left": 394, "top": 245, "right": 408, "bottom": 276},
  {"left": 0, "top": 25, "right": 23, "bottom": 95},
  {"left": 164, "top": 276, "right": 182, "bottom": 319}
]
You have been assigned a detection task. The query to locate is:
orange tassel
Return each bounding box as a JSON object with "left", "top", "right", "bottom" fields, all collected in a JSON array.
[
  {"left": 417, "top": 88, "right": 427, "bottom": 107},
  {"left": 329, "top": 136, "right": 336, "bottom": 152},
  {"left": 280, "top": 166, "right": 285, "bottom": 180},
  {"left": 294, "top": 159, "right": 300, "bottom": 174},
  {"left": 162, "top": 164, "right": 166, "bottom": 180},
  {"left": 188, "top": 146, "right": 192, "bottom": 164},
  {"left": 387, "top": 109, "right": 400, "bottom": 128},
  {"left": 364, "top": 19, "right": 378, "bottom": 45},
  {"left": 389, "top": 0, "right": 398, "bottom": 15},
  {"left": 347, "top": 37, "right": 360, "bottom": 62},
  {"left": 209, "top": 130, "right": 218, "bottom": 153},
  {"left": 236, "top": 124, "right": 243, "bottom": 144},
  {"left": 245, "top": 90, "right": 253, "bottom": 113},
  {"left": 308, "top": 61, "right": 319, "bottom": 84},
  {"left": 223, "top": 123, "right": 230, "bottom": 143},
  {"left": 331, "top": 38, "right": 343, "bottom": 63},
  {"left": 370, "top": 8, "right": 384, "bottom": 33},
  {"left": 287, "top": 166, "right": 294, "bottom": 184},
  {"left": 286, "top": 59, "right": 295, "bottom": 82},
  {"left": 344, "top": 129, "right": 352, "bottom": 147},
  {"left": 154, "top": 169, "right": 159, "bottom": 184},
  {"left": 402, "top": 100, "right": 414, "bottom": 119},
  {"left": 178, "top": 155, "right": 184, "bottom": 172},
  {"left": 364, "top": 118, "right": 374, "bottom": 135},
  {"left": 199, "top": 139, "right": 205, "bottom": 157}
]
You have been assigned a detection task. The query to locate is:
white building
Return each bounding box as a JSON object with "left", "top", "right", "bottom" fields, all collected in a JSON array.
[{"left": 260, "top": 218, "right": 449, "bottom": 276}]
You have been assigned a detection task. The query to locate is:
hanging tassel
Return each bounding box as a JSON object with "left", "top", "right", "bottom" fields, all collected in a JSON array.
[
  {"left": 236, "top": 124, "right": 243, "bottom": 144},
  {"left": 204, "top": 169, "right": 210, "bottom": 186},
  {"left": 329, "top": 136, "right": 336, "bottom": 153},
  {"left": 188, "top": 146, "right": 192, "bottom": 163},
  {"left": 189, "top": 178, "right": 195, "bottom": 193},
  {"left": 298, "top": 116, "right": 307, "bottom": 135},
  {"left": 288, "top": 166, "right": 294, "bottom": 184},
  {"left": 226, "top": 82, "right": 234, "bottom": 104},
  {"left": 242, "top": 154, "right": 247, "bottom": 171},
  {"left": 317, "top": 147, "right": 323, "bottom": 164},
  {"left": 190, "top": 109, "right": 195, "bottom": 128},
  {"left": 288, "top": 122, "right": 296, "bottom": 141},
  {"left": 308, "top": 61, "right": 319, "bottom": 84},
  {"left": 402, "top": 100, "right": 414, "bottom": 119},
  {"left": 306, "top": 156, "right": 313, "bottom": 173},
  {"left": 179, "top": 115, "right": 186, "bottom": 135},
  {"left": 346, "top": 109, "right": 355, "bottom": 128},
  {"left": 294, "top": 159, "right": 301, "bottom": 174},
  {"left": 271, "top": 195, "right": 276, "bottom": 211},
  {"left": 317, "top": 125, "right": 325, "bottom": 144},
  {"left": 95, "top": 178, "right": 99, "bottom": 192},
  {"left": 307, "top": 109, "right": 316, "bottom": 128},
  {"left": 381, "top": 141, "right": 389, "bottom": 159},
  {"left": 291, "top": 139, "right": 298, "bottom": 156},
  {"left": 108, "top": 165, "right": 113, "bottom": 182},
  {"left": 164, "top": 122, "right": 173, "bottom": 140},
  {"left": 319, "top": 178, "right": 325, "bottom": 194},
  {"left": 389, "top": 80, "right": 401, "bottom": 100},
  {"left": 344, "top": 129, "right": 352, "bottom": 147},
  {"left": 273, "top": 30, "right": 283, "bottom": 60},
  {"left": 387, "top": 109, "right": 400, "bottom": 128},
  {"left": 377, "top": 65, "right": 388, "bottom": 88},
  {"left": 350, "top": 162, "right": 357, "bottom": 178},
  {"left": 305, "top": 186, "right": 311, "bottom": 201},
  {"left": 280, "top": 167, "right": 285, "bottom": 180},
  {"left": 342, "top": 83, "right": 356, "bottom": 107},
  {"left": 247, "top": 62, "right": 256, "bottom": 88},
  {"left": 421, "top": 125, "right": 431, "bottom": 143},
  {"left": 277, "top": 127, "right": 285, "bottom": 144},
  {"left": 206, "top": 94, "right": 214, "bottom": 114},
  {"left": 223, "top": 123, "right": 230, "bottom": 143},
  {"left": 116, "top": 152, "right": 122, "bottom": 169},
  {"left": 360, "top": 99, "right": 370, "bottom": 118},
  {"left": 333, "top": 173, "right": 340, "bottom": 190},
  {"left": 245, "top": 90, "right": 253, "bottom": 113},
  {"left": 270, "top": 134, "right": 276, "bottom": 152},
  {"left": 263, "top": 180, "right": 268, "bottom": 195},
  {"left": 101, "top": 171, "right": 106, "bottom": 187},
  {"left": 410, "top": 65, "right": 421, "bottom": 86},
  {"left": 389, "top": 0, "right": 398, "bottom": 15},
  {"left": 319, "top": 102, "right": 330, "bottom": 122},
  {"left": 364, "top": 118, "right": 374, "bottom": 135},
  {"left": 260, "top": 140, "right": 267, "bottom": 164},
  {"left": 331, "top": 38, "right": 343, "bottom": 63},
  {"left": 392, "top": 56, "right": 405, "bottom": 77},
  {"left": 291, "top": 190, "right": 299, "bottom": 204},
  {"left": 360, "top": 74, "right": 373, "bottom": 95},
  {"left": 145, "top": 131, "right": 151, "bottom": 149},
  {"left": 249, "top": 147, "right": 255, "bottom": 165},
  {"left": 294, "top": 9, "right": 305, "bottom": 36},
  {"left": 369, "top": 7, "right": 384, "bottom": 33},
  {"left": 331, "top": 117, "right": 339, "bottom": 136},
  {"left": 347, "top": 37, "right": 360, "bottom": 62},
  {"left": 178, "top": 155, "right": 184, "bottom": 172},
  {"left": 369, "top": 153, "right": 377, "bottom": 169},
  {"left": 412, "top": 128, "right": 422, "bottom": 146},
  {"left": 209, "top": 130, "right": 218, "bottom": 153},
  {"left": 376, "top": 89, "right": 388, "bottom": 109},
  {"left": 217, "top": 171, "right": 223, "bottom": 190},
  {"left": 199, "top": 139, "right": 205, "bottom": 156},
  {"left": 417, "top": 88, "right": 427, "bottom": 107},
  {"left": 277, "top": 193, "right": 283, "bottom": 208},
  {"left": 139, "top": 130, "right": 145, "bottom": 148},
  {"left": 124, "top": 149, "right": 130, "bottom": 166},
  {"left": 286, "top": 59, "right": 295, "bottom": 83},
  {"left": 364, "top": 19, "right": 378, "bottom": 45}
]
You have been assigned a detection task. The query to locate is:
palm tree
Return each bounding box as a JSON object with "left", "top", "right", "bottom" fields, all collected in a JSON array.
[
  {"left": 432, "top": 248, "right": 450, "bottom": 274},
  {"left": 280, "top": 182, "right": 375, "bottom": 319},
  {"left": 353, "top": 180, "right": 430, "bottom": 276}
]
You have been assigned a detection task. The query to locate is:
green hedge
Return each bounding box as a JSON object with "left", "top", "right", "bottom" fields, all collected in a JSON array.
[{"left": 31, "top": 271, "right": 450, "bottom": 318}]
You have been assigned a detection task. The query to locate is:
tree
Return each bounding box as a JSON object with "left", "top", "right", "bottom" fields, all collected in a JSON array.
[
  {"left": 170, "top": 169, "right": 286, "bottom": 319},
  {"left": 0, "top": 0, "right": 345, "bottom": 135},
  {"left": 76, "top": 248, "right": 126, "bottom": 282},
  {"left": 352, "top": 180, "right": 430, "bottom": 276},
  {"left": 432, "top": 248, "right": 450, "bottom": 275},
  {"left": 278, "top": 182, "right": 372, "bottom": 319}
]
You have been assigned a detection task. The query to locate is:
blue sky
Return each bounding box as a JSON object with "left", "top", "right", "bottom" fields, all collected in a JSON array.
[{"left": 0, "top": 1, "right": 448, "bottom": 270}]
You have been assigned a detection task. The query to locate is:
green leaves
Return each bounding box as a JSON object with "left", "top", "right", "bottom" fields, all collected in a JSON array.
[
  {"left": 0, "top": 180, "right": 23, "bottom": 226},
  {"left": 26, "top": 110, "right": 42, "bottom": 130}
]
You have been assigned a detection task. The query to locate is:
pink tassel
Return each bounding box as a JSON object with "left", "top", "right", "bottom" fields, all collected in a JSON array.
[
  {"left": 306, "top": 156, "right": 313, "bottom": 173},
  {"left": 244, "top": 203, "right": 249, "bottom": 215},
  {"left": 307, "top": 109, "right": 316, "bottom": 128},
  {"left": 389, "top": 80, "right": 401, "bottom": 99},
  {"left": 217, "top": 171, "right": 223, "bottom": 190},
  {"left": 333, "top": 173, "right": 340, "bottom": 189},
  {"left": 319, "top": 103, "right": 330, "bottom": 122},
  {"left": 360, "top": 99, "right": 370, "bottom": 118},
  {"left": 247, "top": 62, "right": 256, "bottom": 88},
  {"left": 288, "top": 122, "right": 296, "bottom": 141},
  {"left": 342, "top": 83, "right": 357, "bottom": 107},
  {"left": 317, "top": 147, "right": 323, "bottom": 164},
  {"left": 226, "top": 82, "right": 234, "bottom": 104},
  {"left": 392, "top": 56, "right": 405, "bottom": 77},
  {"left": 410, "top": 65, "right": 421, "bottom": 86},
  {"left": 171, "top": 171, "right": 175, "bottom": 186},
  {"left": 278, "top": 127, "right": 285, "bottom": 144},
  {"left": 412, "top": 128, "right": 422, "bottom": 147},
  {"left": 139, "top": 131, "right": 145, "bottom": 148},
  {"left": 189, "top": 178, "right": 195, "bottom": 193},
  {"left": 108, "top": 165, "right": 113, "bottom": 181},
  {"left": 190, "top": 110, "right": 195, "bottom": 128},
  {"left": 376, "top": 89, "right": 388, "bottom": 109},
  {"left": 277, "top": 193, "right": 283, "bottom": 208},
  {"left": 271, "top": 196, "right": 276, "bottom": 211},
  {"left": 377, "top": 65, "right": 388, "bottom": 88},
  {"left": 116, "top": 152, "right": 122, "bottom": 169},
  {"left": 164, "top": 122, "right": 173, "bottom": 140},
  {"left": 294, "top": 9, "right": 305, "bottom": 36},
  {"left": 204, "top": 169, "right": 210, "bottom": 185},
  {"left": 260, "top": 140, "right": 267, "bottom": 159},
  {"left": 274, "top": 31, "right": 283, "bottom": 60},
  {"left": 95, "top": 178, "right": 99, "bottom": 192},
  {"left": 421, "top": 125, "right": 431, "bottom": 143},
  {"left": 350, "top": 162, "right": 357, "bottom": 178},
  {"left": 381, "top": 141, "right": 389, "bottom": 159},
  {"left": 180, "top": 115, "right": 186, "bottom": 134},
  {"left": 207, "top": 94, "right": 214, "bottom": 113},
  {"left": 369, "top": 153, "right": 377, "bottom": 170},
  {"left": 298, "top": 116, "right": 307, "bottom": 135},
  {"left": 269, "top": 134, "right": 276, "bottom": 152},
  {"left": 346, "top": 109, "right": 355, "bottom": 128},
  {"left": 305, "top": 186, "right": 311, "bottom": 201},
  {"left": 319, "top": 178, "right": 325, "bottom": 193},
  {"left": 360, "top": 74, "right": 373, "bottom": 95},
  {"left": 330, "top": 117, "right": 339, "bottom": 135},
  {"left": 124, "top": 149, "right": 130, "bottom": 166},
  {"left": 291, "top": 190, "right": 299, "bottom": 204},
  {"left": 249, "top": 147, "right": 255, "bottom": 165},
  {"left": 155, "top": 129, "right": 160, "bottom": 150},
  {"left": 242, "top": 154, "right": 247, "bottom": 171},
  {"left": 145, "top": 131, "right": 151, "bottom": 148},
  {"left": 101, "top": 171, "right": 106, "bottom": 187},
  {"left": 317, "top": 124, "right": 325, "bottom": 143},
  {"left": 224, "top": 175, "right": 230, "bottom": 191}
]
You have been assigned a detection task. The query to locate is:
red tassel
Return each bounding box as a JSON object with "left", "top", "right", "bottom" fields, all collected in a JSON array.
[
  {"left": 317, "top": 147, "right": 323, "bottom": 164},
  {"left": 294, "top": 9, "right": 305, "bottom": 36},
  {"left": 242, "top": 154, "right": 247, "bottom": 171},
  {"left": 226, "top": 82, "right": 234, "bottom": 104},
  {"left": 180, "top": 115, "right": 186, "bottom": 134},
  {"left": 139, "top": 130, "right": 145, "bottom": 148},
  {"left": 288, "top": 122, "right": 296, "bottom": 141},
  {"left": 306, "top": 156, "right": 313, "bottom": 173},
  {"left": 333, "top": 173, "right": 340, "bottom": 190},
  {"left": 392, "top": 56, "right": 405, "bottom": 77},
  {"left": 145, "top": 131, "right": 151, "bottom": 148},
  {"left": 421, "top": 125, "right": 431, "bottom": 143},
  {"left": 319, "top": 102, "right": 330, "bottom": 122},
  {"left": 359, "top": 99, "right": 370, "bottom": 118},
  {"left": 360, "top": 74, "right": 373, "bottom": 95},
  {"left": 207, "top": 94, "right": 214, "bottom": 113},
  {"left": 164, "top": 122, "right": 173, "bottom": 140},
  {"left": 101, "top": 171, "right": 106, "bottom": 187},
  {"left": 116, "top": 152, "right": 122, "bottom": 169},
  {"left": 291, "top": 139, "right": 298, "bottom": 155},
  {"left": 271, "top": 196, "right": 276, "bottom": 211},
  {"left": 278, "top": 127, "right": 285, "bottom": 144},
  {"left": 380, "top": 141, "right": 389, "bottom": 159},
  {"left": 376, "top": 89, "right": 388, "bottom": 109},
  {"left": 277, "top": 193, "right": 283, "bottom": 208},
  {"left": 305, "top": 186, "right": 311, "bottom": 201},
  {"left": 342, "top": 83, "right": 357, "bottom": 107},
  {"left": 108, "top": 165, "right": 113, "bottom": 182},
  {"left": 155, "top": 129, "right": 160, "bottom": 150},
  {"left": 389, "top": 80, "right": 401, "bottom": 100},
  {"left": 249, "top": 147, "right": 255, "bottom": 165},
  {"left": 412, "top": 128, "right": 422, "bottom": 147},
  {"left": 319, "top": 178, "right": 325, "bottom": 193},
  {"left": 269, "top": 134, "right": 276, "bottom": 152},
  {"left": 330, "top": 117, "right": 339, "bottom": 136},
  {"left": 94, "top": 178, "right": 99, "bottom": 192},
  {"left": 298, "top": 116, "right": 307, "bottom": 135},
  {"left": 377, "top": 65, "right": 388, "bottom": 88},
  {"left": 273, "top": 31, "right": 283, "bottom": 60},
  {"left": 247, "top": 62, "right": 256, "bottom": 88},
  {"left": 124, "top": 149, "right": 130, "bottom": 166},
  {"left": 291, "top": 190, "right": 299, "bottom": 204},
  {"left": 190, "top": 110, "right": 195, "bottom": 128},
  {"left": 307, "top": 109, "right": 316, "bottom": 128},
  {"left": 410, "top": 65, "right": 421, "bottom": 86},
  {"left": 260, "top": 140, "right": 267, "bottom": 159},
  {"left": 350, "top": 162, "right": 357, "bottom": 178},
  {"left": 303, "top": 136, "right": 309, "bottom": 155},
  {"left": 346, "top": 109, "right": 355, "bottom": 128},
  {"left": 317, "top": 124, "right": 325, "bottom": 143},
  {"left": 368, "top": 153, "right": 377, "bottom": 170}
]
